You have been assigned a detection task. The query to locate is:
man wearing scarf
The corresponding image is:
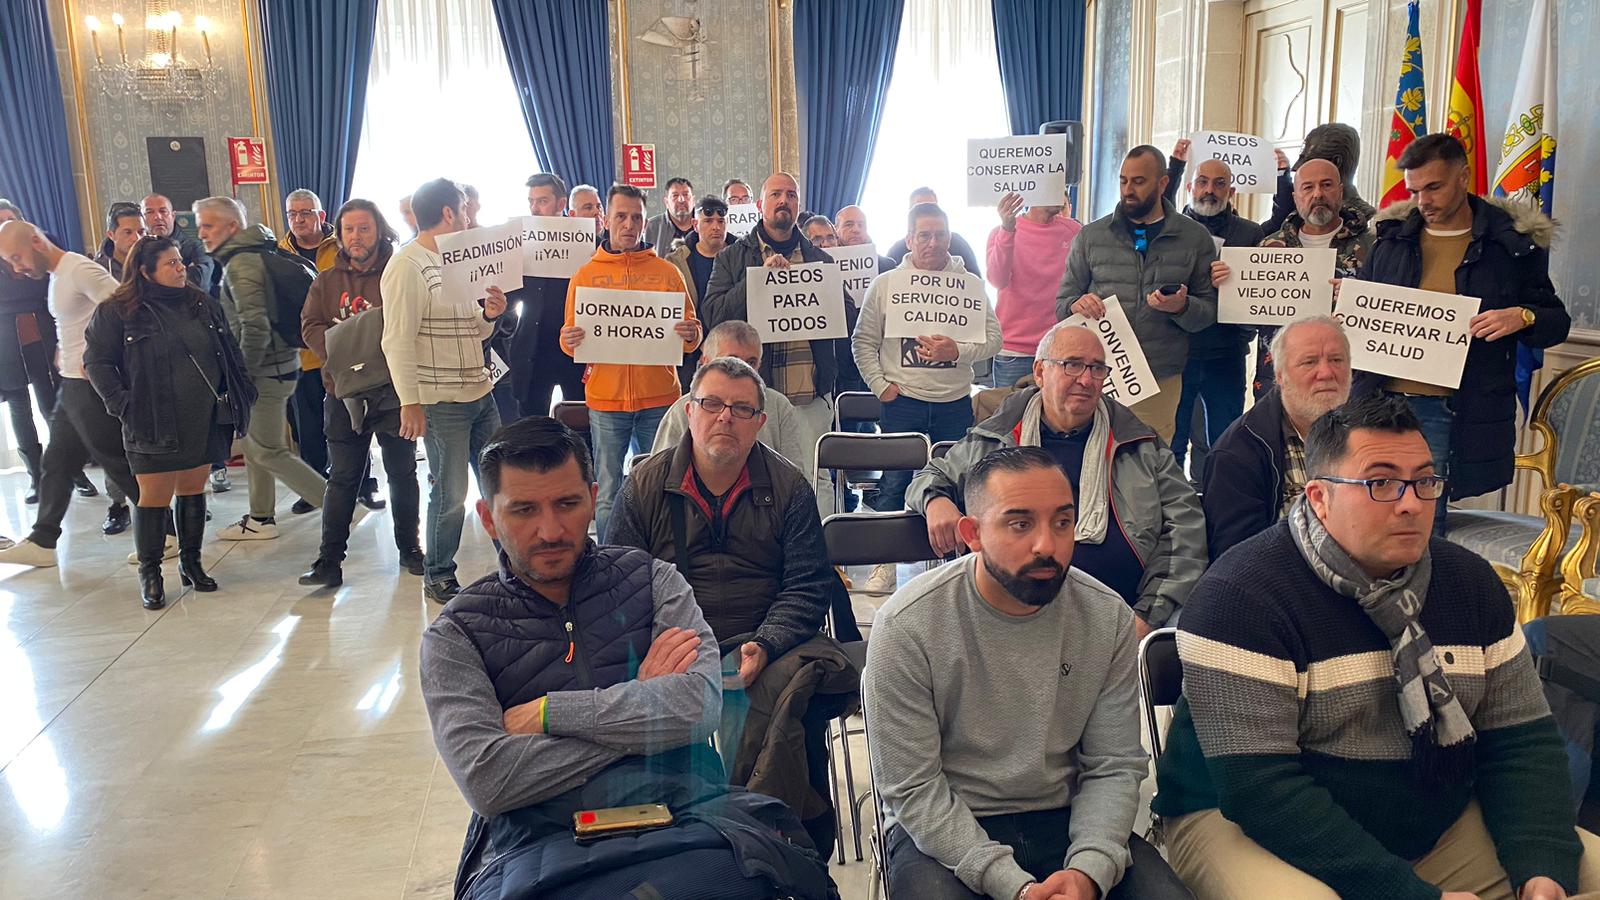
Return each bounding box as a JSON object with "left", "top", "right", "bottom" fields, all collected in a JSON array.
[
  {"left": 1154, "top": 392, "right": 1596, "bottom": 899},
  {"left": 907, "top": 320, "right": 1204, "bottom": 637}
]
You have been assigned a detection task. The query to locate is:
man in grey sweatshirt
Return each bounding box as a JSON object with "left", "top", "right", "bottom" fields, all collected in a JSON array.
[{"left": 863, "top": 446, "right": 1192, "bottom": 900}]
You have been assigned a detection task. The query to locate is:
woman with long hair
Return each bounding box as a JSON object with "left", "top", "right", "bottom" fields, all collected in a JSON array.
[{"left": 83, "top": 236, "right": 257, "bottom": 609}]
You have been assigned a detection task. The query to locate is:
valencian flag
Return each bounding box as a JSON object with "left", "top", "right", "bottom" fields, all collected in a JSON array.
[
  {"left": 1380, "top": 0, "right": 1427, "bottom": 208},
  {"left": 1445, "top": 0, "right": 1487, "bottom": 194},
  {"left": 1492, "top": 0, "right": 1559, "bottom": 415}
]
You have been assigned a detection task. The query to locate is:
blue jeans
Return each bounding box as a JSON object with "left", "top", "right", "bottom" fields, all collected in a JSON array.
[
  {"left": 1173, "top": 353, "right": 1247, "bottom": 470},
  {"left": 422, "top": 394, "right": 502, "bottom": 584},
  {"left": 1395, "top": 393, "right": 1453, "bottom": 537},
  {"left": 872, "top": 395, "right": 973, "bottom": 512},
  {"left": 989, "top": 354, "right": 1035, "bottom": 389},
  {"left": 592, "top": 406, "right": 668, "bottom": 541}
]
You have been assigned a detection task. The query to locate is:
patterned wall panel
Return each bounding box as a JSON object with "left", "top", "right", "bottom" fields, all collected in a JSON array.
[
  {"left": 610, "top": 0, "right": 778, "bottom": 209},
  {"left": 51, "top": 0, "right": 273, "bottom": 244}
]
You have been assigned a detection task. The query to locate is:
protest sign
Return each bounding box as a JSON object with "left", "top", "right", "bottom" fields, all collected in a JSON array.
[
  {"left": 825, "top": 242, "right": 879, "bottom": 305},
  {"left": 521, "top": 216, "right": 594, "bottom": 279},
  {"left": 1189, "top": 131, "right": 1278, "bottom": 192},
  {"left": 966, "top": 134, "right": 1069, "bottom": 206},
  {"left": 571, "top": 287, "right": 685, "bottom": 367},
  {"left": 1217, "top": 247, "right": 1336, "bottom": 326},
  {"left": 745, "top": 262, "right": 847, "bottom": 343},
  {"left": 725, "top": 203, "right": 761, "bottom": 238},
  {"left": 880, "top": 268, "right": 988, "bottom": 343},
  {"left": 1061, "top": 297, "right": 1161, "bottom": 403},
  {"left": 486, "top": 349, "right": 510, "bottom": 385},
  {"left": 438, "top": 220, "right": 524, "bottom": 300},
  {"left": 1335, "top": 280, "right": 1481, "bottom": 389}
]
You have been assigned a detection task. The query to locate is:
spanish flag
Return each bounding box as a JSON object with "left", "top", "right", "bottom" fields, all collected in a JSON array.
[
  {"left": 1445, "top": 0, "right": 1486, "bottom": 195},
  {"left": 1380, "top": 1, "right": 1427, "bottom": 208}
]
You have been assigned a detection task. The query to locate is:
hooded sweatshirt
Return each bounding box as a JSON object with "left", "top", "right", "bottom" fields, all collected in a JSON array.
[
  {"left": 563, "top": 241, "right": 699, "bottom": 413},
  {"left": 302, "top": 243, "right": 393, "bottom": 392}
]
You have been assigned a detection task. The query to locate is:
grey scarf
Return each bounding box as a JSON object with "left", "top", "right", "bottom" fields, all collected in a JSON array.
[{"left": 1287, "top": 497, "right": 1476, "bottom": 782}]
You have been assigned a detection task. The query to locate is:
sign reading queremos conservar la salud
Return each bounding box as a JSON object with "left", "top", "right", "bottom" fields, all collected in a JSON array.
[{"left": 1335, "top": 280, "right": 1481, "bottom": 389}]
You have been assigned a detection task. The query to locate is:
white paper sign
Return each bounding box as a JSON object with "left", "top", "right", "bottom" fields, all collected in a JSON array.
[
  {"left": 880, "top": 268, "right": 989, "bottom": 343},
  {"left": 825, "top": 243, "right": 879, "bottom": 305},
  {"left": 1217, "top": 247, "right": 1336, "bottom": 326},
  {"left": 1061, "top": 297, "right": 1162, "bottom": 403},
  {"left": 1190, "top": 131, "right": 1279, "bottom": 193},
  {"left": 572, "top": 287, "right": 685, "bottom": 367},
  {"left": 438, "top": 220, "right": 525, "bottom": 300},
  {"left": 967, "top": 134, "right": 1070, "bottom": 206},
  {"left": 1212, "top": 235, "right": 1227, "bottom": 254},
  {"left": 1335, "top": 280, "right": 1481, "bottom": 389},
  {"left": 520, "top": 216, "right": 594, "bottom": 279},
  {"left": 745, "top": 262, "right": 847, "bottom": 343},
  {"left": 725, "top": 203, "right": 761, "bottom": 238},
  {"left": 487, "top": 349, "right": 510, "bottom": 385}
]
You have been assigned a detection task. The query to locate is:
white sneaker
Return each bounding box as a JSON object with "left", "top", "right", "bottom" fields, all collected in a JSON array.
[
  {"left": 0, "top": 539, "right": 58, "bottom": 568},
  {"left": 863, "top": 563, "right": 898, "bottom": 595},
  {"left": 126, "top": 536, "right": 179, "bottom": 565},
  {"left": 209, "top": 468, "right": 232, "bottom": 493},
  {"left": 218, "top": 515, "right": 278, "bottom": 541}
]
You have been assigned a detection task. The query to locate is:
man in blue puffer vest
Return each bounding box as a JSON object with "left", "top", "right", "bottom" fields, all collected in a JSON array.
[{"left": 420, "top": 415, "right": 837, "bottom": 899}]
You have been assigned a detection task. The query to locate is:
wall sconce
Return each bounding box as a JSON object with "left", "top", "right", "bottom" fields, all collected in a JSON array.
[{"left": 84, "top": 4, "right": 220, "bottom": 103}]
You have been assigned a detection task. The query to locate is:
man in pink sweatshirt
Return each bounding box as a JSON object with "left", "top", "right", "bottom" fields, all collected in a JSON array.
[{"left": 986, "top": 191, "right": 1081, "bottom": 388}]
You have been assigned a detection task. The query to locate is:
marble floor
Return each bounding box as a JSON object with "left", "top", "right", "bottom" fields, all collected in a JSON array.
[{"left": 0, "top": 463, "right": 887, "bottom": 899}]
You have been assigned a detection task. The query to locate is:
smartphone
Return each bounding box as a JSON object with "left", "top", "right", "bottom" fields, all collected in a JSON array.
[
  {"left": 1158, "top": 283, "right": 1184, "bottom": 296},
  {"left": 573, "top": 803, "right": 674, "bottom": 843}
]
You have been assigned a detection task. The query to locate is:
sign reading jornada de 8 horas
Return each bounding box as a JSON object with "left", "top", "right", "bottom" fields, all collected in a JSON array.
[
  {"left": 571, "top": 287, "right": 686, "bottom": 367},
  {"left": 1335, "top": 280, "right": 1481, "bottom": 390}
]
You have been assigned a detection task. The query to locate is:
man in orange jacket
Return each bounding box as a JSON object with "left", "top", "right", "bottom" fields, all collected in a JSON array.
[{"left": 562, "top": 183, "right": 701, "bottom": 540}]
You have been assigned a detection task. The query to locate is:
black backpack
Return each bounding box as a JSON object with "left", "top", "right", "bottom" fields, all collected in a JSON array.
[{"left": 238, "top": 245, "right": 317, "bottom": 348}]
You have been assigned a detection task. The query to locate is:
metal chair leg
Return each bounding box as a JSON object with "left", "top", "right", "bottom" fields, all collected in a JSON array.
[
  {"left": 837, "top": 712, "right": 865, "bottom": 861},
  {"left": 826, "top": 719, "right": 846, "bottom": 865}
]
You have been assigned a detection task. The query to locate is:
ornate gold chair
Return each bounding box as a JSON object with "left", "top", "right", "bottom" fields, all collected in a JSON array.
[
  {"left": 1446, "top": 357, "right": 1600, "bottom": 622},
  {"left": 1558, "top": 493, "right": 1600, "bottom": 616}
]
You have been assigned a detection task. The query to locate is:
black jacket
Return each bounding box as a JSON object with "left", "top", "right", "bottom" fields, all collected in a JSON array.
[
  {"left": 82, "top": 288, "right": 257, "bottom": 455},
  {"left": 1201, "top": 386, "right": 1289, "bottom": 562},
  {"left": 702, "top": 227, "right": 841, "bottom": 398},
  {"left": 1354, "top": 195, "right": 1570, "bottom": 499},
  {"left": 0, "top": 262, "right": 55, "bottom": 392},
  {"left": 1182, "top": 204, "right": 1264, "bottom": 359},
  {"left": 504, "top": 275, "right": 570, "bottom": 409}
]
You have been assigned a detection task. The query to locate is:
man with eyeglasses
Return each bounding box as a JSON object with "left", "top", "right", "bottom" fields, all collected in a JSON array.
[
  {"left": 608, "top": 355, "right": 856, "bottom": 858},
  {"left": 1155, "top": 391, "right": 1598, "bottom": 899},
  {"left": 908, "top": 321, "right": 1203, "bottom": 637}
]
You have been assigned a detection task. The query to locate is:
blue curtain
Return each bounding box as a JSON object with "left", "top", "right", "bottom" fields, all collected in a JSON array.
[
  {"left": 0, "top": 0, "right": 84, "bottom": 251},
  {"left": 491, "top": 0, "right": 616, "bottom": 191},
  {"left": 257, "top": 0, "right": 378, "bottom": 210},
  {"left": 794, "top": 0, "right": 906, "bottom": 218},
  {"left": 990, "top": 0, "right": 1086, "bottom": 134}
]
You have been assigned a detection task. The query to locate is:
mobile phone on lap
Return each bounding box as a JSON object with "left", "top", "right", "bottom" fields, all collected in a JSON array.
[{"left": 573, "top": 803, "right": 674, "bottom": 844}]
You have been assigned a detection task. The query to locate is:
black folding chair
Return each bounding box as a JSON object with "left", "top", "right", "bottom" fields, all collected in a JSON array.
[
  {"left": 821, "top": 511, "right": 938, "bottom": 870},
  {"left": 931, "top": 440, "right": 957, "bottom": 460},
  {"left": 1138, "top": 627, "right": 1182, "bottom": 845},
  {"left": 814, "top": 431, "right": 931, "bottom": 520},
  {"left": 551, "top": 400, "right": 590, "bottom": 433},
  {"left": 834, "top": 391, "right": 882, "bottom": 430}
]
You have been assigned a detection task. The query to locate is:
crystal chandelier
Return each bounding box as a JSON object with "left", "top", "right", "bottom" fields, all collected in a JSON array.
[{"left": 83, "top": 2, "right": 221, "bottom": 103}]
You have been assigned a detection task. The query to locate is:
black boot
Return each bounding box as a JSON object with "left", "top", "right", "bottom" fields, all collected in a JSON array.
[
  {"left": 133, "top": 506, "right": 168, "bottom": 610},
  {"left": 175, "top": 494, "right": 217, "bottom": 592},
  {"left": 20, "top": 444, "right": 42, "bottom": 504}
]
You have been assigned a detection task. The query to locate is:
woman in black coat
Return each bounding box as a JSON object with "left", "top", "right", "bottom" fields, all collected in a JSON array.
[{"left": 83, "top": 237, "right": 257, "bottom": 609}]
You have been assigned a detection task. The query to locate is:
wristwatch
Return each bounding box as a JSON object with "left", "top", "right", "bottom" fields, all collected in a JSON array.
[{"left": 1520, "top": 306, "right": 1536, "bottom": 328}]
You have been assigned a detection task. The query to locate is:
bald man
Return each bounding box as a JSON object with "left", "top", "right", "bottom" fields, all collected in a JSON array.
[
  {"left": 0, "top": 222, "right": 147, "bottom": 567},
  {"left": 1215, "top": 157, "right": 1375, "bottom": 396},
  {"left": 702, "top": 173, "right": 842, "bottom": 513},
  {"left": 141, "top": 193, "right": 217, "bottom": 296}
]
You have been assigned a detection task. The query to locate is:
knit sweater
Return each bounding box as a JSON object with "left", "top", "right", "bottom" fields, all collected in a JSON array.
[
  {"left": 1153, "top": 522, "right": 1580, "bottom": 899},
  {"left": 986, "top": 215, "right": 1082, "bottom": 355},
  {"left": 379, "top": 239, "right": 495, "bottom": 407}
]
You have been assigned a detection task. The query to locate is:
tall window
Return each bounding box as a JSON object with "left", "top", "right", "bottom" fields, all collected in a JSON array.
[
  {"left": 860, "top": 0, "right": 1011, "bottom": 261},
  {"left": 349, "top": 0, "right": 543, "bottom": 230}
]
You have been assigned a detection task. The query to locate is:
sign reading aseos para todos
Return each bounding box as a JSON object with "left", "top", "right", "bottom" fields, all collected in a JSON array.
[
  {"left": 967, "top": 134, "right": 1069, "bottom": 206},
  {"left": 745, "top": 261, "right": 846, "bottom": 343},
  {"left": 825, "top": 242, "right": 879, "bottom": 305},
  {"left": 571, "top": 287, "right": 685, "bottom": 367},
  {"left": 521, "top": 216, "right": 594, "bottom": 279},
  {"left": 1217, "top": 247, "right": 1335, "bottom": 326},
  {"left": 1061, "top": 298, "right": 1161, "bottom": 403},
  {"left": 438, "top": 219, "right": 525, "bottom": 300},
  {"left": 1335, "top": 280, "right": 1481, "bottom": 389},
  {"left": 880, "top": 268, "right": 988, "bottom": 344},
  {"left": 1190, "top": 131, "right": 1278, "bottom": 192}
]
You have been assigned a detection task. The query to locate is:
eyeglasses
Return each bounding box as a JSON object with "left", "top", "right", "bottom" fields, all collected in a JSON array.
[
  {"left": 286, "top": 210, "right": 320, "bottom": 220},
  {"left": 1313, "top": 475, "right": 1448, "bottom": 502},
  {"left": 1040, "top": 358, "right": 1113, "bottom": 380},
  {"left": 689, "top": 397, "right": 761, "bottom": 420}
]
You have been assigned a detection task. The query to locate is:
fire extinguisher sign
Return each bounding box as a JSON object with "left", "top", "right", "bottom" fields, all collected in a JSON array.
[
  {"left": 622, "top": 143, "right": 656, "bottom": 189},
  {"left": 227, "top": 137, "right": 269, "bottom": 186}
]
